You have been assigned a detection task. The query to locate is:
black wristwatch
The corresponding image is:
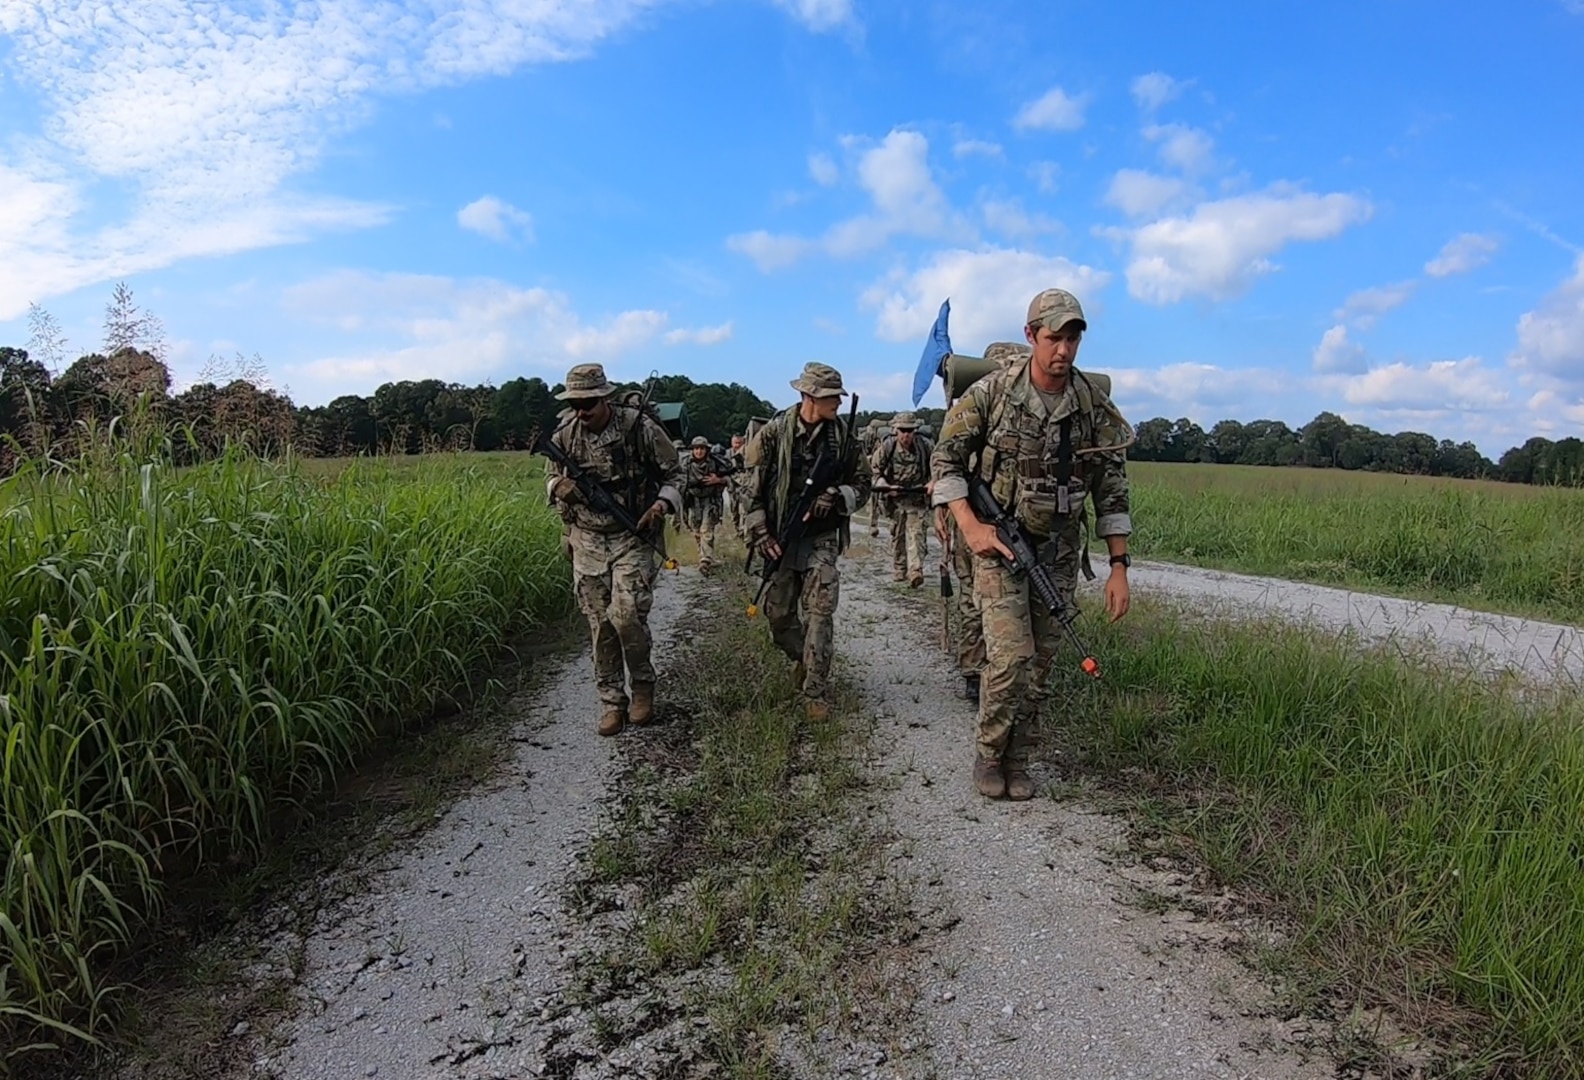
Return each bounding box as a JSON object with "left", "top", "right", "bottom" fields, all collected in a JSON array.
[{"left": 1109, "top": 553, "right": 1131, "bottom": 568}]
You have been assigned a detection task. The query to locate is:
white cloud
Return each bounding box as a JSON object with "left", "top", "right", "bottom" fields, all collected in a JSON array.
[
  {"left": 861, "top": 246, "right": 1111, "bottom": 347},
  {"left": 1013, "top": 86, "right": 1090, "bottom": 132},
  {"left": 0, "top": 0, "right": 664, "bottom": 310},
  {"left": 1312, "top": 325, "right": 1367, "bottom": 373},
  {"left": 1143, "top": 122, "right": 1215, "bottom": 174},
  {"left": 1334, "top": 280, "right": 1417, "bottom": 330},
  {"left": 770, "top": 0, "right": 856, "bottom": 31},
  {"left": 1105, "top": 185, "right": 1374, "bottom": 304},
  {"left": 1028, "top": 161, "right": 1061, "bottom": 195},
  {"left": 981, "top": 199, "right": 1060, "bottom": 241},
  {"left": 728, "top": 129, "right": 972, "bottom": 271},
  {"left": 1104, "top": 169, "right": 1190, "bottom": 218},
  {"left": 663, "top": 321, "right": 734, "bottom": 346},
  {"left": 1511, "top": 255, "right": 1584, "bottom": 382},
  {"left": 1333, "top": 357, "right": 1509, "bottom": 412},
  {"left": 1131, "top": 72, "right": 1185, "bottom": 112},
  {"left": 279, "top": 270, "right": 674, "bottom": 396},
  {"left": 1424, "top": 232, "right": 1501, "bottom": 277},
  {"left": 457, "top": 195, "right": 535, "bottom": 243},
  {"left": 808, "top": 152, "right": 840, "bottom": 187},
  {"left": 953, "top": 139, "right": 1005, "bottom": 160}
]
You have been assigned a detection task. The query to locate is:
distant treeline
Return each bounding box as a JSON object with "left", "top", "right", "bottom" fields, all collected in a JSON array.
[{"left": 5, "top": 283, "right": 1577, "bottom": 486}]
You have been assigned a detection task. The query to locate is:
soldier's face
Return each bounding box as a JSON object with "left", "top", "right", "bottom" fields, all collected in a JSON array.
[
  {"left": 1026, "top": 322, "right": 1083, "bottom": 379},
  {"left": 803, "top": 393, "right": 842, "bottom": 422},
  {"left": 691, "top": 447, "right": 707, "bottom": 460},
  {"left": 898, "top": 431, "right": 914, "bottom": 449},
  {"left": 731, "top": 437, "right": 744, "bottom": 450}
]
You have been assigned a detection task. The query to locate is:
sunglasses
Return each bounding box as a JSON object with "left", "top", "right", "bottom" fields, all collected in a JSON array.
[{"left": 568, "top": 398, "right": 601, "bottom": 412}]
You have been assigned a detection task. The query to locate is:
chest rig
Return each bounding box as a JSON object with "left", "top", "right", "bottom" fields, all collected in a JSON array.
[
  {"left": 982, "top": 372, "right": 1099, "bottom": 541},
  {"left": 574, "top": 406, "right": 660, "bottom": 522}
]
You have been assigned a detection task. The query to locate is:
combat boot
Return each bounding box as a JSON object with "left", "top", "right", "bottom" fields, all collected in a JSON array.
[
  {"left": 629, "top": 683, "right": 656, "bottom": 726},
  {"left": 598, "top": 707, "right": 625, "bottom": 737},
  {"left": 1004, "top": 763, "right": 1035, "bottom": 801},
  {"left": 908, "top": 571, "right": 924, "bottom": 588},
  {"left": 973, "top": 757, "right": 1005, "bottom": 798},
  {"left": 963, "top": 673, "right": 981, "bottom": 704}
]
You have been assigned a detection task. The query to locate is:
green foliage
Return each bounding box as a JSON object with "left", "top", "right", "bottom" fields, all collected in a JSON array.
[{"left": 0, "top": 442, "right": 573, "bottom": 1065}]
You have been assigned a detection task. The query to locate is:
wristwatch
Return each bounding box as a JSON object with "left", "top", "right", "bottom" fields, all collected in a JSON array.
[{"left": 1109, "top": 553, "right": 1131, "bottom": 568}]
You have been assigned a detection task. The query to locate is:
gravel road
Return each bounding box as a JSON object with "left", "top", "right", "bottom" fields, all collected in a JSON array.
[{"left": 170, "top": 535, "right": 1582, "bottom": 1079}]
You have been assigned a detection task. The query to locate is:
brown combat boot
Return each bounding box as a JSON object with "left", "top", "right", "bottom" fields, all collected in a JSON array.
[
  {"left": 598, "top": 707, "right": 625, "bottom": 737},
  {"left": 973, "top": 757, "right": 1005, "bottom": 798},
  {"left": 908, "top": 571, "right": 924, "bottom": 588},
  {"left": 629, "top": 683, "right": 656, "bottom": 726},
  {"left": 1004, "top": 763, "right": 1035, "bottom": 801}
]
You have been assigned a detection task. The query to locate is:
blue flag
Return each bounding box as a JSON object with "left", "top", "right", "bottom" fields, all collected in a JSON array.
[{"left": 912, "top": 298, "right": 952, "bottom": 407}]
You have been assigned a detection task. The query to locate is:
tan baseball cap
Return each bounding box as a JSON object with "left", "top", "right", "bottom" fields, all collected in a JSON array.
[{"left": 1026, "top": 288, "right": 1087, "bottom": 333}]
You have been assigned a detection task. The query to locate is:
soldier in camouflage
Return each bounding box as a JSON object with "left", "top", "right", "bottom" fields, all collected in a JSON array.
[
  {"left": 725, "top": 433, "right": 750, "bottom": 536},
  {"left": 860, "top": 419, "right": 886, "bottom": 537},
  {"left": 743, "top": 362, "right": 873, "bottom": 720},
  {"left": 682, "top": 435, "right": 727, "bottom": 574},
  {"left": 546, "top": 364, "right": 684, "bottom": 737},
  {"left": 871, "top": 411, "right": 934, "bottom": 587},
  {"left": 931, "top": 289, "right": 1134, "bottom": 801}
]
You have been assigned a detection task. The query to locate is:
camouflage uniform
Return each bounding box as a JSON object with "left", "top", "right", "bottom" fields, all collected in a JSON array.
[
  {"left": 681, "top": 436, "right": 726, "bottom": 572},
  {"left": 860, "top": 420, "right": 885, "bottom": 536},
  {"left": 725, "top": 437, "right": 750, "bottom": 536},
  {"left": 871, "top": 412, "right": 933, "bottom": 586},
  {"left": 948, "top": 514, "right": 984, "bottom": 684},
  {"left": 547, "top": 364, "right": 683, "bottom": 734},
  {"left": 743, "top": 363, "right": 873, "bottom": 714},
  {"left": 931, "top": 289, "right": 1134, "bottom": 792}
]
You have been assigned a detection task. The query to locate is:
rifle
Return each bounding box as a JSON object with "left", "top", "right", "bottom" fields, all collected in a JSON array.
[
  {"left": 745, "top": 394, "right": 860, "bottom": 617},
  {"left": 939, "top": 527, "right": 954, "bottom": 654},
  {"left": 534, "top": 430, "right": 679, "bottom": 572},
  {"left": 965, "top": 474, "right": 1100, "bottom": 678}
]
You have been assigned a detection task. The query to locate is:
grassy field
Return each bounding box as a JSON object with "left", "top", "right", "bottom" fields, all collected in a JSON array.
[
  {"left": 1053, "top": 596, "right": 1584, "bottom": 1077},
  {"left": 1124, "top": 462, "right": 1584, "bottom": 625},
  {"left": 0, "top": 447, "right": 572, "bottom": 1068}
]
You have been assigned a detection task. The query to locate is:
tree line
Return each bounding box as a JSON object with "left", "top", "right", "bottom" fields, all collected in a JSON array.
[{"left": 4, "top": 283, "right": 1578, "bottom": 487}]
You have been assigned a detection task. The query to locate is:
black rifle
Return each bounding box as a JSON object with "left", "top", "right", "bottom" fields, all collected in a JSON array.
[
  {"left": 535, "top": 431, "right": 678, "bottom": 570},
  {"left": 966, "top": 474, "right": 1100, "bottom": 678},
  {"left": 746, "top": 395, "right": 859, "bottom": 616}
]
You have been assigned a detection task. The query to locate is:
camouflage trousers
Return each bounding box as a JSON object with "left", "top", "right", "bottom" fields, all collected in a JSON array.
[
  {"left": 867, "top": 493, "right": 882, "bottom": 533},
  {"left": 889, "top": 503, "right": 929, "bottom": 578},
  {"left": 570, "top": 527, "right": 660, "bottom": 710},
  {"left": 684, "top": 501, "right": 721, "bottom": 570},
  {"left": 971, "top": 523, "right": 1082, "bottom": 765},
  {"left": 949, "top": 519, "right": 984, "bottom": 676},
  {"left": 762, "top": 532, "right": 842, "bottom": 703}
]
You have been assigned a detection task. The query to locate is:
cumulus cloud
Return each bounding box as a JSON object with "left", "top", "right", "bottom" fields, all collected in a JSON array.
[
  {"left": 1013, "top": 87, "right": 1090, "bottom": 132},
  {"left": 1333, "top": 357, "right": 1509, "bottom": 412},
  {"left": 1028, "top": 161, "right": 1061, "bottom": 195},
  {"left": 1104, "top": 169, "right": 1191, "bottom": 218},
  {"left": 1143, "top": 122, "right": 1215, "bottom": 174},
  {"left": 280, "top": 270, "right": 675, "bottom": 396},
  {"left": 808, "top": 152, "right": 840, "bottom": 187},
  {"left": 1131, "top": 72, "right": 1186, "bottom": 112},
  {"left": 1312, "top": 325, "right": 1368, "bottom": 373},
  {"left": 728, "top": 129, "right": 972, "bottom": 271},
  {"left": 663, "top": 321, "right": 734, "bottom": 346},
  {"left": 1424, "top": 232, "right": 1501, "bottom": 277},
  {"left": 953, "top": 139, "right": 1005, "bottom": 160},
  {"left": 1511, "top": 255, "right": 1584, "bottom": 382},
  {"left": 1104, "top": 185, "right": 1374, "bottom": 304},
  {"left": 1334, "top": 280, "right": 1417, "bottom": 330},
  {"left": 457, "top": 195, "right": 535, "bottom": 243},
  {"left": 860, "top": 246, "right": 1110, "bottom": 347},
  {"left": 770, "top": 0, "right": 856, "bottom": 31}
]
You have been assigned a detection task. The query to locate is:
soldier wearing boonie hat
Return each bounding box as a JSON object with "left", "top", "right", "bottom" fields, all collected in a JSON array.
[
  {"left": 681, "top": 435, "right": 725, "bottom": 573},
  {"left": 929, "top": 289, "right": 1136, "bottom": 802},
  {"left": 871, "top": 410, "right": 934, "bottom": 587},
  {"left": 741, "top": 363, "right": 874, "bottom": 721},
  {"left": 545, "top": 363, "right": 683, "bottom": 737}
]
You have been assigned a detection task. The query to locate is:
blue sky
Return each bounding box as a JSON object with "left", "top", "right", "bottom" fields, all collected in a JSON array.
[{"left": 2, "top": 0, "right": 1582, "bottom": 458}]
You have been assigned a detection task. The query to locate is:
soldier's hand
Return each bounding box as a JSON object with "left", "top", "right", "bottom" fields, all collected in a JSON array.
[
  {"left": 551, "top": 476, "right": 582, "bottom": 504},
  {"left": 636, "top": 500, "right": 668, "bottom": 531},
  {"left": 963, "top": 519, "right": 1015, "bottom": 561},
  {"left": 751, "top": 528, "right": 781, "bottom": 561},
  {"left": 804, "top": 488, "right": 839, "bottom": 520},
  {"left": 1104, "top": 566, "right": 1131, "bottom": 622}
]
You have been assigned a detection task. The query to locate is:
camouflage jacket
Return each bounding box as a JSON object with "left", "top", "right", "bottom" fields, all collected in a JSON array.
[
  {"left": 742, "top": 406, "right": 873, "bottom": 545},
  {"left": 681, "top": 454, "right": 728, "bottom": 508},
  {"left": 872, "top": 434, "right": 935, "bottom": 507},
  {"left": 545, "top": 404, "right": 682, "bottom": 535},
  {"left": 930, "top": 361, "right": 1132, "bottom": 541}
]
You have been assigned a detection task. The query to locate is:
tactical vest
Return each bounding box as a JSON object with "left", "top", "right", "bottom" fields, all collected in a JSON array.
[{"left": 979, "top": 366, "right": 1108, "bottom": 543}]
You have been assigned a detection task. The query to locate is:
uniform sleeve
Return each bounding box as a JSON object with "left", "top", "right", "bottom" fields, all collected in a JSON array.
[
  {"left": 741, "top": 417, "right": 777, "bottom": 535},
  {"left": 545, "top": 424, "right": 572, "bottom": 504},
  {"left": 930, "top": 384, "right": 990, "bottom": 506},
  {"left": 645, "top": 421, "right": 684, "bottom": 513},
  {"left": 837, "top": 423, "right": 873, "bottom": 514},
  {"left": 1087, "top": 392, "right": 1133, "bottom": 537}
]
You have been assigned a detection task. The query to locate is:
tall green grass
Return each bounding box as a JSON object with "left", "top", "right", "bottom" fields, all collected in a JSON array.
[
  {"left": 1126, "top": 463, "right": 1584, "bottom": 624},
  {"left": 1059, "top": 600, "right": 1584, "bottom": 1076},
  {"left": 0, "top": 444, "right": 572, "bottom": 1065}
]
